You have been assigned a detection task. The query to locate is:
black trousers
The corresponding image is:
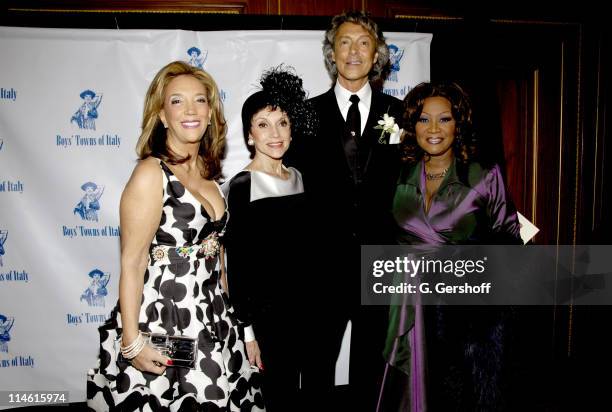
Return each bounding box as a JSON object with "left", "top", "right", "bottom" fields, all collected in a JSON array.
[
  {"left": 350, "top": 305, "right": 389, "bottom": 411},
  {"left": 325, "top": 245, "right": 389, "bottom": 410},
  {"left": 255, "top": 315, "right": 302, "bottom": 411}
]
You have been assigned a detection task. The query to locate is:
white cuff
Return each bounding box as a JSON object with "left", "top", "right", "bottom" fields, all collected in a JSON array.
[{"left": 244, "top": 325, "right": 256, "bottom": 342}]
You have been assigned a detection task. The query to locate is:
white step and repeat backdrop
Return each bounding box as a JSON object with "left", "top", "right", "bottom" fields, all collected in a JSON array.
[{"left": 0, "top": 26, "right": 431, "bottom": 404}]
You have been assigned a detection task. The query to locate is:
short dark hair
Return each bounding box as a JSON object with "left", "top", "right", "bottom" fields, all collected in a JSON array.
[
  {"left": 322, "top": 11, "right": 390, "bottom": 82},
  {"left": 401, "top": 81, "right": 476, "bottom": 164},
  {"left": 241, "top": 91, "right": 272, "bottom": 158}
]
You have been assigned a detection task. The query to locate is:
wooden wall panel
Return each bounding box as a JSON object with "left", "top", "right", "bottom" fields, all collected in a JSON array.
[
  {"left": 5, "top": 0, "right": 366, "bottom": 16},
  {"left": 279, "top": 0, "right": 360, "bottom": 16},
  {"left": 5, "top": 0, "right": 269, "bottom": 14},
  {"left": 3, "top": 0, "right": 599, "bottom": 20},
  {"left": 0, "top": 0, "right": 478, "bottom": 18},
  {"left": 496, "top": 76, "right": 531, "bottom": 220}
]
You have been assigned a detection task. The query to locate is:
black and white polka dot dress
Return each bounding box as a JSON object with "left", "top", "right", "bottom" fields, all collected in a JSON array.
[{"left": 87, "top": 161, "right": 264, "bottom": 411}]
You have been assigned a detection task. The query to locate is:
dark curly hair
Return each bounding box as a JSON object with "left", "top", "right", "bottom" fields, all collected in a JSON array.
[
  {"left": 400, "top": 81, "right": 477, "bottom": 164},
  {"left": 241, "top": 65, "right": 317, "bottom": 158}
]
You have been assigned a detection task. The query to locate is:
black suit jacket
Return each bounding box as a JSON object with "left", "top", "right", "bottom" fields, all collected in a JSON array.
[
  {"left": 287, "top": 86, "right": 404, "bottom": 246},
  {"left": 284, "top": 87, "right": 404, "bottom": 398}
]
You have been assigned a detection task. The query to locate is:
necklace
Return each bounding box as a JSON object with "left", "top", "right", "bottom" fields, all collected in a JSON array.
[{"left": 425, "top": 167, "right": 449, "bottom": 180}]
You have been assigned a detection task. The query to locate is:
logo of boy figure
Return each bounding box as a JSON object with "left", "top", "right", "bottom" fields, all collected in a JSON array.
[
  {"left": 387, "top": 44, "right": 405, "bottom": 82},
  {"left": 0, "top": 314, "right": 14, "bottom": 353},
  {"left": 70, "top": 89, "right": 103, "bottom": 130},
  {"left": 0, "top": 230, "right": 7, "bottom": 267},
  {"left": 74, "top": 182, "right": 105, "bottom": 222},
  {"left": 80, "top": 269, "right": 110, "bottom": 308},
  {"left": 186, "top": 47, "right": 208, "bottom": 69}
]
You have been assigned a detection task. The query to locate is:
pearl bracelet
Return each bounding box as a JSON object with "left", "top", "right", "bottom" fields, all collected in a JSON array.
[{"left": 120, "top": 332, "right": 146, "bottom": 360}]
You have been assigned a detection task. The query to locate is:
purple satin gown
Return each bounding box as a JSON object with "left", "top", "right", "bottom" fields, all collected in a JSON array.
[{"left": 380, "top": 159, "right": 521, "bottom": 411}]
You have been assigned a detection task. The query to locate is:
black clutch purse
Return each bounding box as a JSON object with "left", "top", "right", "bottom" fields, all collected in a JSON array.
[{"left": 143, "top": 333, "right": 198, "bottom": 369}]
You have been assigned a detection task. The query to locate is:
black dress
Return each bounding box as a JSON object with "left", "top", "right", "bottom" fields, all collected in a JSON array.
[{"left": 223, "top": 167, "right": 309, "bottom": 411}]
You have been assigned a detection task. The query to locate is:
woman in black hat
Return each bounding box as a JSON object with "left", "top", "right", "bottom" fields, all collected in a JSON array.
[{"left": 223, "top": 66, "right": 317, "bottom": 411}]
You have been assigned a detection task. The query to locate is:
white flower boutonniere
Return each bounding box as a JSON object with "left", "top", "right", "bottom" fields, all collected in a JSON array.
[{"left": 374, "top": 113, "right": 403, "bottom": 144}]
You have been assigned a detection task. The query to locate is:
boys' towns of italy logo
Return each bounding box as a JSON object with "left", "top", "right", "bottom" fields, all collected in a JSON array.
[
  {"left": 74, "top": 182, "right": 105, "bottom": 222},
  {"left": 186, "top": 46, "right": 208, "bottom": 69},
  {"left": 387, "top": 44, "right": 405, "bottom": 82},
  {"left": 70, "top": 89, "right": 103, "bottom": 130},
  {"left": 0, "top": 314, "right": 14, "bottom": 353},
  {"left": 0, "top": 230, "right": 7, "bottom": 267},
  {"left": 80, "top": 269, "right": 110, "bottom": 308}
]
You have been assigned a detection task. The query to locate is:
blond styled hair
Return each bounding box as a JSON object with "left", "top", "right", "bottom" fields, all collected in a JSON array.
[{"left": 136, "top": 61, "right": 226, "bottom": 179}]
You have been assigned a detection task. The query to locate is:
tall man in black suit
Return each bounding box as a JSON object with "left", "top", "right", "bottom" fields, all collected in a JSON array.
[{"left": 287, "top": 11, "right": 404, "bottom": 410}]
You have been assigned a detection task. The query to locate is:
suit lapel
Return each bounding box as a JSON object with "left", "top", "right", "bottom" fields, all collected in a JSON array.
[
  {"left": 361, "top": 90, "right": 387, "bottom": 175},
  {"left": 321, "top": 88, "right": 354, "bottom": 174},
  {"left": 323, "top": 88, "right": 346, "bottom": 137},
  {"left": 364, "top": 90, "right": 392, "bottom": 144}
]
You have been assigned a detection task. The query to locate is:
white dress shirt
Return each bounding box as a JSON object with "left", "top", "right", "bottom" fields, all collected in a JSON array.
[{"left": 334, "top": 81, "right": 372, "bottom": 135}]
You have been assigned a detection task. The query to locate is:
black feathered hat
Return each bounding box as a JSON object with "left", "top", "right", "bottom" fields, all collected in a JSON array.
[{"left": 241, "top": 65, "right": 317, "bottom": 156}]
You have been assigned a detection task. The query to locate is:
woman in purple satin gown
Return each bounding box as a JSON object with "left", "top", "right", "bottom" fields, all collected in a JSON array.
[{"left": 379, "top": 81, "right": 522, "bottom": 411}]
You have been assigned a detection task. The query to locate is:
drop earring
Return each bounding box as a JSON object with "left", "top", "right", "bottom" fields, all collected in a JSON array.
[{"left": 247, "top": 138, "right": 254, "bottom": 146}]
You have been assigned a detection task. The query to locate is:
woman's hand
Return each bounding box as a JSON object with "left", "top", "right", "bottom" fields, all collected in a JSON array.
[
  {"left": 129, "top": 344, "right": 172, "bottom": 375},
  {"left": 245, "top": 340, "right": 263, "bottom": 370}
]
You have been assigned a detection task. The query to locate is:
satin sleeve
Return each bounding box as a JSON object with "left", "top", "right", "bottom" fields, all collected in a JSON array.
[{"left": 484, "top": 165, "right": 522, "bottom": 244}]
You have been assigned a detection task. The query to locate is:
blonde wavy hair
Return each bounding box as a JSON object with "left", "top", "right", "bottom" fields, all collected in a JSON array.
[{"left": 136, "top": 61, "right": 226, "bottom": 180}]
